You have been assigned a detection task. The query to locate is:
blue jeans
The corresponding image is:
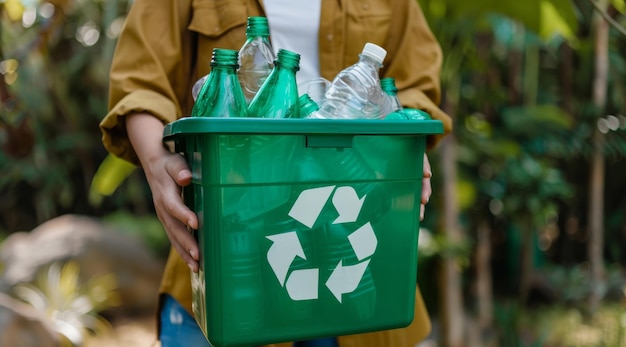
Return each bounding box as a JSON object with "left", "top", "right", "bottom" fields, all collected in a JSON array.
[{"left": 159, "top": 295, "right": 339, "bottom": 347}]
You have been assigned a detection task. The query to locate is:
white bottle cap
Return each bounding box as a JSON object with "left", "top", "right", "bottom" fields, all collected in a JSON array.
[{"left": 361, "top": 43, "right": 387, "bottom": 64}]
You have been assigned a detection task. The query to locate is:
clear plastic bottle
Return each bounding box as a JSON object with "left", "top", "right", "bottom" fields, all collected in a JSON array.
[
  {"left": 238, "top": 16, "right": 275, "bottom": 104},
  {"left": 317, "top": 43, "right": 393, "bottom": 119},
  {"left": 191, "top": 48, "right": 248, "bottom": 118},
  {"left": 298, "top": 77, "right": 331, "bottom": 105},
  {"left": 247, "top": 48, "right": 301, "bottom": 118},
  {"left": 191, "top": 75, "right": 208, "bottom": 102}
]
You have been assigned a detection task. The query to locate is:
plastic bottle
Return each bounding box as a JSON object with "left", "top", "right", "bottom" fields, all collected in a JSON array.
[
  {"left": 297, "top": 93, "right": 322, "bottom": 119},
  {"left": 191, "top": 48, "right": 248, "bottom": 118},
  {"left": 380, "top": 77, "right": 432, "bottom": 120},
  {"left": 317, "top": 43, "right": 393, "bottom": 119},
  {"left": 298, "top": 77, "right": 331, "bottom": 105},
  {"left": 238, "top": 16, "right": 275, "bottom": 104},
  {"left": 402, "top": 108, "right": 432, "bottom": 120},
  {"left": 248, "top": 48, "right": 301, "bottom": 119},
  {"left": 380, "top": 77, "right": 403, "bottom": 113},
  {"left": 191, "top": 75, "right": 207, "bottom": 102}
]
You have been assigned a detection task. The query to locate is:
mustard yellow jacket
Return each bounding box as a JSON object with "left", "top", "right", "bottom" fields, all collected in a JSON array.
[{"left": 101, "top": 0, "right": 451, "bottom": 346}]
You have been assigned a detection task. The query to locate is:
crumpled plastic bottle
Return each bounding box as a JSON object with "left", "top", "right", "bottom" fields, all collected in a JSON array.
[
  {"left": 238, "top": 16, "right": 275, "bottom": 104},
  {"left": 317, "top": 43, "right": 393, "bottom": 119}
]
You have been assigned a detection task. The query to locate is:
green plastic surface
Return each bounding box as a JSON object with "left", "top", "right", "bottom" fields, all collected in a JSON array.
[
  {"left": 164, "top": 117, "right": 444, "bottom": 136},
  {"left": 163, "top": 117, "right": 443, "bottom": 347}
]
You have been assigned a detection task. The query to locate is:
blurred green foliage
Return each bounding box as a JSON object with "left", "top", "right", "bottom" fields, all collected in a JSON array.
[
  {"left": 0, "top": 0, "right": 153, "bottom": 236},
  {"left": 1, "top": 0, "right": 626, "bottom": 344}
]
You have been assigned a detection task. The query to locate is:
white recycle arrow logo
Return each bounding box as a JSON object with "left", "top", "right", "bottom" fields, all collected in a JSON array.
[{"left": 266, "top": 185, "right": 377, "bottom": 303}]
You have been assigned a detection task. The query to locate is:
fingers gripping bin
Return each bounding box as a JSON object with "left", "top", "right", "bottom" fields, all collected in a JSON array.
[{"left": 163, "top": 118, "right": 444, "bottom": 347}]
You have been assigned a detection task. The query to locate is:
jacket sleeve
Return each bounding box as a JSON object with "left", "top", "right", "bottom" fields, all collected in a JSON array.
[
  {"left": 382, "top": 0, "right": 452, "bottom": 149},
  {"left": 100, "top": 0, "right": 195, "bottom": 165}
]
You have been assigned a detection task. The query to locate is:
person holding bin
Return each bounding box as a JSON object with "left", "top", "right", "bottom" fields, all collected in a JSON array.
[{"left": 100, "top": 0, "right": 452, "bottom": 346}]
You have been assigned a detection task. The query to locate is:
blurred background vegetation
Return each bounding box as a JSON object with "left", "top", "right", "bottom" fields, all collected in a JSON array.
[{"left": 1, "top": 0, "right": 626, "bottom": 346}]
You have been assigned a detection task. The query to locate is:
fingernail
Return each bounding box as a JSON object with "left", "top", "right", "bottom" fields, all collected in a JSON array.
[
  {"left": 178, "top": 170, "right": 191, "bottom": 180},
  {"left": 190, "top": 249, "right": 198, "bottom": 260},
  {"left": 188, "top": 263, "right": 197, "bottom": 273}
]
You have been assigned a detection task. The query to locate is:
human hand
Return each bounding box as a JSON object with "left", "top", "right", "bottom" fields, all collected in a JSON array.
[
  {"left": 421, "top": 153, "right": 432, "bottom": 221},
  {"left": 143, "top": 150, "right": 200, "bottom": 272},
  {"left": 126, "top": 113, "right": 200, "bottom": 272}
]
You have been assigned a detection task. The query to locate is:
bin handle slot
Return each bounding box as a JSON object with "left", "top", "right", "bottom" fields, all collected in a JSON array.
[{"left": 305, "top": 135, "right": 354, "bottom": 148}]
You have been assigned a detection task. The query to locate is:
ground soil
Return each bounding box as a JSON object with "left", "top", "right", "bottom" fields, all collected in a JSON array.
[{"left": 85, "top": 314, "right": 158, "bottom": 347}]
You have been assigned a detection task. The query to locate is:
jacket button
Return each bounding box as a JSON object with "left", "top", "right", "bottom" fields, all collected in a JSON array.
[
  {"left": 362, "top": 3, "right": 370, "bottom": 9},
  {"left": 326, "top": 34, "right": 333, "bottom": 41}
]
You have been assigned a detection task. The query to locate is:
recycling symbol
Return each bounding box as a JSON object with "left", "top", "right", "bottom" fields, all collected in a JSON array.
[{"left": 266, "top": 185, "right": 377, "bottom": 303}]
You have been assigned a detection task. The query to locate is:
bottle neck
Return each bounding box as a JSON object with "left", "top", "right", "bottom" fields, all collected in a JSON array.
[
  {"left": 246, "top": 17, "right": 270, "bottom": 38},
  {"left": 380, "top": 78, "right": 398, "bottom": 96},
  {"left": 358, "top": 54, "right": 383, "bottom": 69},
  {"left": 298, "top": 94, "right": 319, "bottom": 117},
  {"left": 210, "top": 49, "right": 239, "bottom": 70},
  {"left": 274, "top": 49, "right": 301, "bottom": 73}
]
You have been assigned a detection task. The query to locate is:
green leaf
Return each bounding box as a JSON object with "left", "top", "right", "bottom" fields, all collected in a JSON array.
[
  {"left": 613, "top": 0, "right": 625, "bottom": 13},
  {"left": 540, "top": 0, "right": 578, "bottom": 43},
  {"left": 444, "top": 0, "right": 578, "bottom": 43},
  {"left": 89, "top": 154, "right": 136, "bottom": 205},
  {"left": 501, "top": 105, "right": 574, "bottom": 136}
]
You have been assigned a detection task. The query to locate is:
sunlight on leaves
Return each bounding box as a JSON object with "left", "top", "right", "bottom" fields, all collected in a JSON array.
[
  {"left": 13, "top": 261, "right": 120, "bottom": 345},
  {"left": 4, "top": 0, "right": 25, "bottom": 21},
  {"left": 540, "top": 0, "right": 578, "bottom": 44}
]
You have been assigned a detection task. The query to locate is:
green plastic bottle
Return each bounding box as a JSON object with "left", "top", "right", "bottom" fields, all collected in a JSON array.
[
  {"left": 380, "top": 77, "right": 407, "bottom": 120},
  {"left": 191, "top": 48, "right": 248, "bottom": 118},
  {"left": 402, "top": 108, "right": 432, "bottom": 120},
  {"left": 380, "top": 77, "right": 403, "bottom": 112},
  {"left": 297, "top": 93, "right": 321, "bottom": 119},
  {"left": 248, "top": 49, "right": 301, "bottom": 119},
  {"left": 381, "top": 77, "right": 432, "bottom": 120},
  {"left": 238, "top": 16, "right": 275, "bottom": 104}
]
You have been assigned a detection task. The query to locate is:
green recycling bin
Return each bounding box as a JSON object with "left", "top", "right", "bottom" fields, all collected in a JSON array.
[{"left": 163, "top": 117, "right": 443, "bottom": 347}]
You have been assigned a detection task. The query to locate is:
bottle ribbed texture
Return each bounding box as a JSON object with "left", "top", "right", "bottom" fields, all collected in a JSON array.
[
  {"left": 298, "top": 94, "right": 321, "bottom": 118},
  {"left": 380, "top": 77, "right": 403, "bottom": 112},
  {"left": 317, "top": 43, "right": 393, "bottom": 119},
  {"left": 191, "top": 48, "right": 248, "bottom": 118}
]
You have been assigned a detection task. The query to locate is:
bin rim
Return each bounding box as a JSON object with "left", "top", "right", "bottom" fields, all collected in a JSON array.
[{"left": 163, "top": 117, "right": 444, "bottom": 139}]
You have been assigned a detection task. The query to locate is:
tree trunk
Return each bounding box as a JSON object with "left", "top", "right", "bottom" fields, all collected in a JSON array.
[
  {"left": 439, "top": 134, "right": 465, "bottom": 347},
  {"left": 439, "top": 76, "right": 465, "bottom": 345},
  {"left": 475, "top": 220, "right": 493, "bottom": 335},
  {"left": 588, "top": 2, "right": 609, "bottom": 314},
  {"left": 519, "top": 217, "right": 534, "bottom": 304}
]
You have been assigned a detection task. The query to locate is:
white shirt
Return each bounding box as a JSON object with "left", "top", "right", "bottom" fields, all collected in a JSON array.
[{"left": 263, "top": 0, "right": 322, "bottom": 85}]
